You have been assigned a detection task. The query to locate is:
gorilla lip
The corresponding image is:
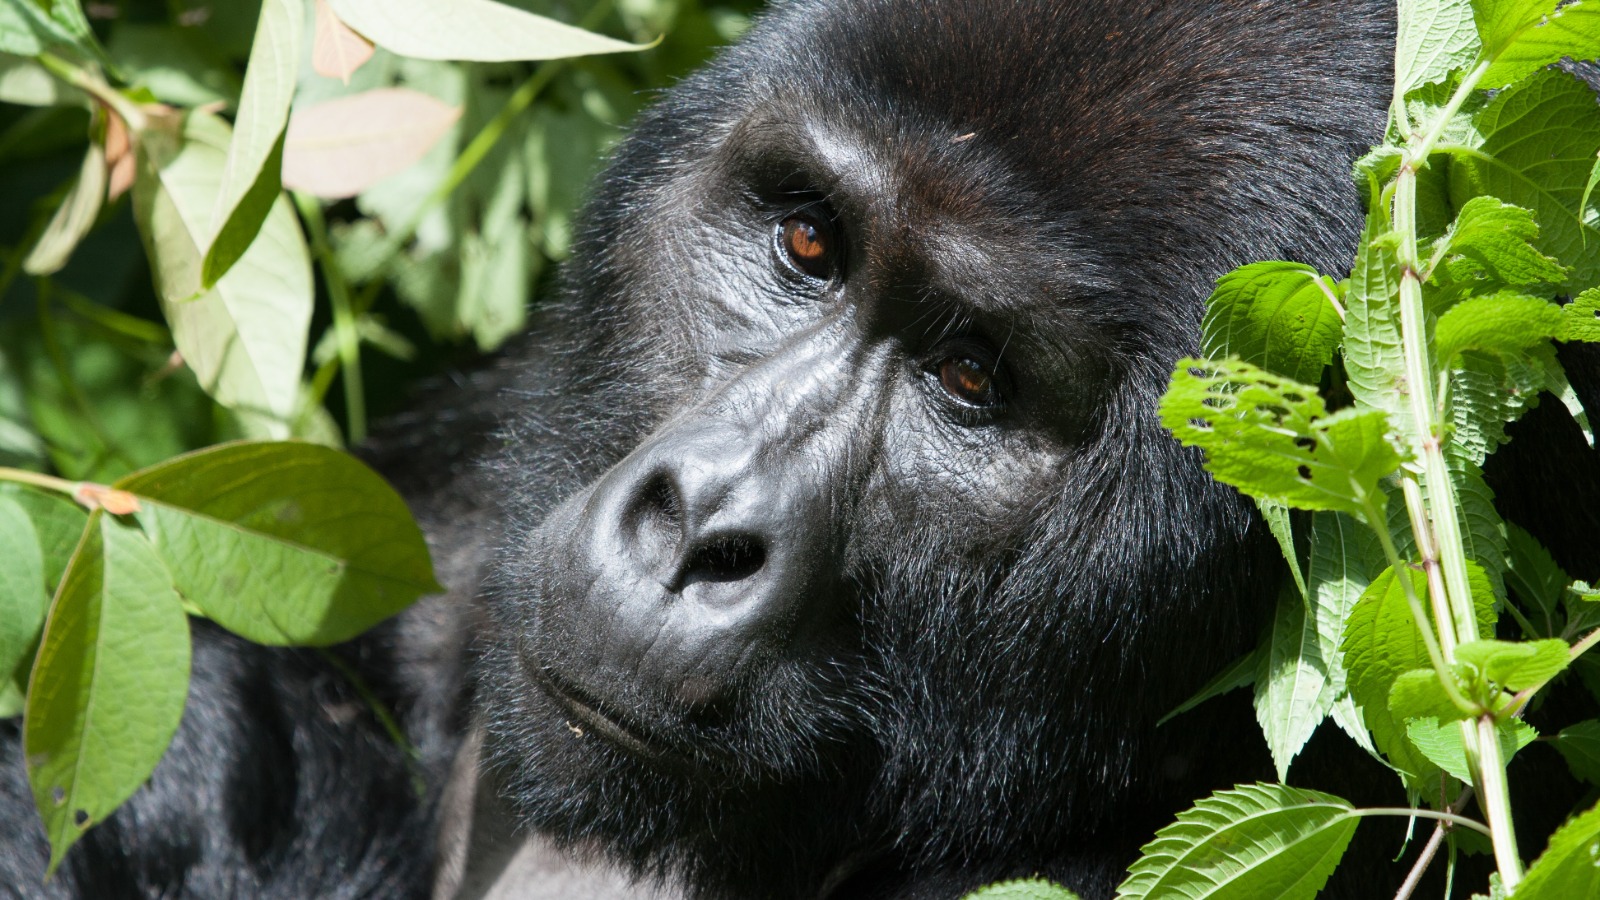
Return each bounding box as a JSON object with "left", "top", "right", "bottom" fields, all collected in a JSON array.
[{"left": 533, "top": 666, "right": 673, "bottom": 760}]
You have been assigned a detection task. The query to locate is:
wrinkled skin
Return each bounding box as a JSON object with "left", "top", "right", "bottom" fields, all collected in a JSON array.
[{"left": 4, "top": 2, "right": 1598, "bottom": 899}]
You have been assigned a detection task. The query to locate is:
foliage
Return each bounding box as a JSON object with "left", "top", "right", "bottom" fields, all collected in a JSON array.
[
  {"left": 1146, "top": 0, "right": 1600, "bottom": 896},
  {"left": 0, "top": 0, "right": 756, "bottom": 875}
]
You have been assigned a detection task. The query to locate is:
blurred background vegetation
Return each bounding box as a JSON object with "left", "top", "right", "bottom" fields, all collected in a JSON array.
[{"left": 0, "top": 0, "right": 763, "bottom": 482}]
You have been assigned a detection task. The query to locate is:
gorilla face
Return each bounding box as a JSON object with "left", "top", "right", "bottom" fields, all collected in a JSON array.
[{"left": 478, "top": 1, "right": 1393, "bottom": 895}]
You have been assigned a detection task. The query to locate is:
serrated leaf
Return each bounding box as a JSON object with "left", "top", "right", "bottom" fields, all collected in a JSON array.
[
  {"left": 1553, "top": 720, "right": 1600, "bottom": 783},
  {"left": 1199, "top": 262, "right": 1343, "bottom": 384},
  {"left": 1257, "top": 498, "right": 1306, "bottom": 600},
  {"left": 1435, "top": 293, "right": 1564, "bottom": 368},
  {"left": 1161, "top": 358, "right": 1404, "bottom": 519},
  {"left": 1447, "top": 349, "right": 1549, "bottom": 465},
  {"left": 24, "top": 513, "right": 190, "bottom": 874},
  {"left": 131, "top": 109, "right": 312, "bottom": 438},
  {"left": 1343, "top": 566, "right": 1440, "bottom": 785},
  {"left": 327, "top": 0, "right": 647, "bottom": 62},
  {"left": 1114, "top": 783, "right": 1358, "bottom": 900},
  {"left": 0, "top": 496, "right": 48, "bottom": 683},
  {"left": 963, "top": 879, "right": 1081, "bottom": 900},
  {"left": 1389, "top": 668, "right": 1472, "bottom": 723},
  {"left": 1406, "top": 716, "right": 1538, "bottom": 784},
  {"left": 312, "top": 0, "right": 373, "bottom": 84},
  {"left": 1159, "top": 647, "right": 1259, "bottom": 727},
  {"left": 1455, "top": 637, "right": 1570, "bottom": 689},
  {"left": 1515, "top": 797, "right": 1600, "bottom": 898},
  {"left": 1431, "top": 197, "right": 1569, "bottom": 289},
  {"left": 282, "top": 88, "right": 462, "bottom": 199},
  {"left": 201, "top": 0, "right": 303, "bottom": 290},
  {"left": 1395, "top": 0, "right": 1481, "bottom": 102},
  {"left": 116, "top": 441, "right": 440, "bottom": 645},
  {"left": 1505, "top": 523, "right": 1572, "bottom": 636},
  {"left": 1342, "top": 204, "right": 1416, "bottom": 448},
  {"left": 1307, "top": 511, "right": 1385, "bottom": 752},
  {"left": 1446, "top": 464, "right": 1509, "bottom": 598},
  {"left": 1475, "top": 0, "right": 1600, "bottom": 89},
  {"left": 23, "top": 137, "right": 105, "bottom": 276},
  {"left": 1255, "top": 584, "right": 1336, "bottom": 780},
  {"left": 1562, "top": 288, "right": 1600, "bottom": 342},
  {"left": 1444, "top": 68, "right": 1600, "bottom": 289}
]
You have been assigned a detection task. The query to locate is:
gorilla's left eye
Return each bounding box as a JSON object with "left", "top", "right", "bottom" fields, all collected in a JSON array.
[
  {"left": 936, "top": 356, "right": 1001, "bottom": 408},
  {"left": 775, "top": 212, "right": 837, "bottom": 279}
]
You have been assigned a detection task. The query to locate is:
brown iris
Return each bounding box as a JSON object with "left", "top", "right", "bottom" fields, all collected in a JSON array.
[
  {"left": 778, "top": 213, "right": 833, "bottom": 278},
  {"left": 938, "top": 356, "right": 997, "bottom": 407}
]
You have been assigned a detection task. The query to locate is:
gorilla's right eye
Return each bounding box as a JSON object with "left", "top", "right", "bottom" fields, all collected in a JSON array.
[{"left": 775, "top": 212, "right": 837, "bottom": 280}]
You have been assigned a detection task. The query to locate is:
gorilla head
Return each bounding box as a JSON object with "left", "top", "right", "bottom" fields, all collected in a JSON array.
[{"left": 473, "top": 1, "right": 1394, "bottom": 896}]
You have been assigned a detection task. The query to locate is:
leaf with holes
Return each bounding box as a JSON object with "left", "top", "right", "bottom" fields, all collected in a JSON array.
[
  {"left": 1161, "top": 357, "right": 1405, "bottom": 520},
  {"left": 23, "top": 513, "right": 190, "bottom": 875},
  {"left": 1563, "top": 288, "right": 1600, "bottom": 343},
  {"left": 1114, "top": 783, "right": 1358, "bottom": 900}
]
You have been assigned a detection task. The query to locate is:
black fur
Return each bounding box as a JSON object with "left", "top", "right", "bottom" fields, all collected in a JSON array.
[{"left": 4, "top": 2, "right": 1600, "bottom": 899}]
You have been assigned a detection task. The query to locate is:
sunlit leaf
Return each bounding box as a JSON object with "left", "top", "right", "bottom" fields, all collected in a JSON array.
[
  {"left": 327, "top": 0, "right": 648, "bottom": 62},
  {"left": 1255, "top": 584, "right": 1336, "bottom": 780},
  {"left": 282, "top": 87, "right": 461, "bottom": 199},
  {"left": 1474, "top": 0, "right": 1600, "bottom": 89},
  {"left": 312, "top": 0, "right": 374, "bottom": 84},
  {"left": 963, "top": 880, "right": 1082, "bottom": 900},
  {"left": 22, "top": 136, "right": 104, "bottom": 276},
  {"left": 1199, "top": 261, "right": 1343, "bottom": 384},
  {"left": 1515, "top": 798, "right": 1600, "bottom": 898},
  {"left": 1406, "top": 716, "right": 1538, "bottom": 784}
]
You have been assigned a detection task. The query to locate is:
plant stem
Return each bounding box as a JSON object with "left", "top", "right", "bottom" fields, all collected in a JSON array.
[
  {"left": 35, "top": 53, "right": 146, "bottom": 133},
  {"left": 0, "top": 468, "right": 78, "bottom": 495},
  {"left": 1392, "top": 787, "right": 1478, "bottom": 900},
  {"left": 293, "top": 193, "right": 366, "bottom": 444},
  {"left": 1353, "top": 807, "right": 1493, "bottom": 838},
  {"left": 1390, "top": 53, "right": 1522, "bottom": 889}
]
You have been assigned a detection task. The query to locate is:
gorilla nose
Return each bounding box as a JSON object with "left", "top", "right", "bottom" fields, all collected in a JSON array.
[{"left": 622, "top": 463, "right": 782, "bottom": 602}]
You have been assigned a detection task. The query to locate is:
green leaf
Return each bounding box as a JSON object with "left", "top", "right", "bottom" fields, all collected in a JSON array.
[
  {"left": 1307, "top": 511, "right": 1386, "bottom": 749},
  {"left": 1161, "top": 358, "right": 1404, "bottom": 519},
  {"left": 0, "top": 0, "right": 92, "bottom": 58},
  {"left": 327, "top": 0, "right": 649, "bottom": 62},
  {"left": 1475, "top": 0, "right": 1600, "bottom": 89},
  {"left": 1199, "top": 262, "right": 1343, "bottom": 384},
  {"left": 22, "top": 136, "right": 105, "bottom": 276},
  {"left": 0, "top": 485, "right": 87, "bottom": 594},
  {"left": 1389, "top": 668, "right": 1472, "bottom": 723},
  {"left": 0, "top": 52, "right": 81, "bottom": 105},
  {"left": 1505, "top": 523, "right": 1572, "bottom": 636},
  {"left": 201, "top": 0, "right": 303, "bottom": 290},
  {"left": 1562, "top": 287, "right": 1600, "bottom": 343},
  {"left": 1406, "top": 716, "right": 1538, "bottom": 784},
  {"left": 1444, "top": 68, "right": 1600, "bottom": 289},
  {"left": 116, "top": 441, "right": 441, "bottom": 645},
  {"left": 0, "top": 496, "right": 49, "bottom": 682},
  {"left": 1434, "top": 292, "right": 1564, "bottom": 369},
  {"left": 1342, "top": 203, "right": 1416, "bottom": 448},
  {"left": 24, "top": 512, "right": 190, "bottom": 874},
  {"left": 1446, "top": 349, "right": 1551, "bottom": 465},
  {"left": 1159, "top": 647, "right": 1259, "bottom": 727},
  {"left": 131, "top": 109, "right": 312, "bottom": 438},
  {"left": 1257, "top": 498, "right": 1306, "bottom": 600},
  {"left": 1553, "top": 720, "right": 1600, "bottom": 784},
  {"left": 1343, "top": 566, "right": 1440, "bottom": 785},
  {"left": 1430, "top": 197, "right": 1569, "bottom": 289},
  {"left": 1114, "top": 783, "right": 1358, "bottom": 900},
  {"left": 1454, "top": 637, "right": 1570, "bottom": 689},
  {"left": 1255, "top": 584, "right": 1336, "bottom": 780},
  {"left": 105, "top": 23, "right": 238, "bottom": 109},
  {"left": 1395, "top": 0, "right": 1481, "bottom": 102},
  {"left": 963, "top": 879, "right": 1081, "bottom": 900},
  {"left": 1515, "top": 798, "right": 1600, "bottom": 898}
]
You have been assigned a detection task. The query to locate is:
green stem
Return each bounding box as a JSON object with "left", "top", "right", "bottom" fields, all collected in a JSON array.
[
  {"left": 0, "top": 468, "right": 77, "bottom": 496},
  {"left": 1353, "top": 806, "right": 1493, "bottom": 839},
  {"left": 35, "top": 52, "right": 146, "bottom": 132},
  {"left": 293, "top": 193, "right": 366, "bottom": 444}
]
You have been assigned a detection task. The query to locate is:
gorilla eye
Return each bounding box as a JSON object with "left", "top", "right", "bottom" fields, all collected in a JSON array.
[
  {"left": 937, "top": 356, "right": 1000, "bottom": 408},
  {"left": 776, "top": 212, "right": 836, "bottom": 279}
]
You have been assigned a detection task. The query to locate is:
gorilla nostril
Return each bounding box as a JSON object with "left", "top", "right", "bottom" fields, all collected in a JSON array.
[{"left": 678, "top": 534, "right": 767, "bottom": 589}]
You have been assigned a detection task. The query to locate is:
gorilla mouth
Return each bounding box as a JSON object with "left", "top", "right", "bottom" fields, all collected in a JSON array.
[{"left": 533, "top": 666, "right": 675, "bottom": 761}]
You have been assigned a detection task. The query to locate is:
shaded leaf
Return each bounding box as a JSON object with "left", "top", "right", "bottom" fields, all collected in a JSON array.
[
  {"left": 963, "top": 880, "right": 1081, "bottom": 900},
  {"left": 1553, "top": 720, "right": 1600, "bottom": 784},
  {"left": 22, "top": 135, "right": 105, "bottom": 276},
  {"left": 24, "top": 513, "right": 190, "bottom": 874},
  {"left": 0, "top": 496, "right": 48, "bottom": 683}
]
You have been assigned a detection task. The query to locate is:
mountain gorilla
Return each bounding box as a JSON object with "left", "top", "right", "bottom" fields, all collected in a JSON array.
[{"left": 3, "top": 0, "right": 1597, "bottom": 898}]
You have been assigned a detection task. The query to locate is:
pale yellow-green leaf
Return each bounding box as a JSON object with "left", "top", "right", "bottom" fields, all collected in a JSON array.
[
  {"left": 328, "top": 0, "right": 648, "bottom": 62},
  {"left": 23, "top": 138, "right": 105, "bottom": 276},
  {"left": 282, "top": 87, "right": 461, "bottom": 198}
]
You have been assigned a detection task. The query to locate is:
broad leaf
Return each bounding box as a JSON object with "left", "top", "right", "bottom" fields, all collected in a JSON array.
[
  {"left": 1115, "top": 783, "right": 1358, "bottom": 900},
  {"left": 1553, "top": 720, "right": 1600, "bottom": 784},
  {"left": 1159, "top": 647, "right": 1259, "bottom": 727},
  {"left": 1406, "top": 716, "right": 1538, "bottom": 784},
  {"left": 1455, "top": 637, "right": 1570, "bottom": 689},
  {"left": 23, "top": 137, "right": 105, "bottom": 276},
  {"left": 1257, "top": 498, "right": 1306, "bottom": 600},
  {"left": 116, "top": 441, "right": 441, "bottom": 645},
  {"left": 0, "top": 496, "right": 48, "bottom": 683},
  {"left": 1434, "top": 293, "right": 1563, "bottom": 368},
  {"left": 1430, "top": 197, "right": 1568, "bottom": 290},
  {"left": 282, "top": 88, "right": 461, "bottom": 199},
  {"left": 24, "top": 513, "right": 190, "bottom": 874},
  {"left": 1343, "top": 566, "right": 1440, "bottom": 785},
  {"left": 1474, "top": 0, "right": 1600, "bottom": 89},
  {"left": 1161, "top": 358, "right": 1404, "bottom": 520},
  {"left": 1199, "top": 262, "right": 1343, "bottom": 384},
  {"left": 327, "top": 0, "right": 647, "bottom": 62},
  {"left": 1308, "top": 511, "right": 1385, "bottom": 748},
  {"left": 311, "top": 0, "right": 373, "bottom": 84},
  {"left": 963, "top": 880, "right": 1082, "bottom": 900},
  {"left": 131, "top": 110, "right": 312, "bottom": 438},
  {"left": 1254, "top": 584, "right": 1336, "bottom": 780},
  {"left": 1505, "top": 523, "right": 1572, "bottom": 637},
  {"left": 1395, "top": 0, "right": 1480, "bottom": 103},
  {"left": 1341, "top": 203, "right": 1415, "bottom": 448},
  {"left": 1562, "top": 287, "right": 1600, "bottom": 343}
]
